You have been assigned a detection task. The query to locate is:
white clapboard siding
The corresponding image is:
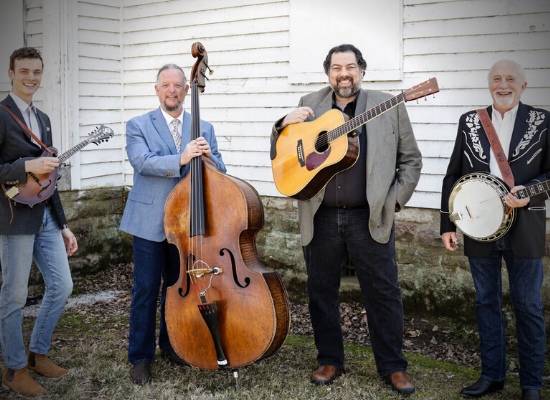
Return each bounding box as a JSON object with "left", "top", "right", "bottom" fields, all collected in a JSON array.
[
  {"left": 404, "top": 13, "right": 549, "bottom": 38},
  {"left": 15, "top": 0, "right": 548, "bottom": 208},
  {"left": 76, "top": 0, "right": 124, "bottom": 189}
]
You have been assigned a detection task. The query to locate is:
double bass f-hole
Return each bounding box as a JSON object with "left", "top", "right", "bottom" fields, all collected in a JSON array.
[{"left": 220, "top": 248, "right": 250, "bottom": 289}]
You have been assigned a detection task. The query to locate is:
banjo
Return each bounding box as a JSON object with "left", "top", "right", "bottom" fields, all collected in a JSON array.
[{"left": 448, "top": 172, "right": 550, "bottom": 242}]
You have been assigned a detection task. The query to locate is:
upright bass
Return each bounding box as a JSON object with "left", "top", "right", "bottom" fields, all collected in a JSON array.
[{"left": 164, "top": 43, "right": 290, "bottom": 373}]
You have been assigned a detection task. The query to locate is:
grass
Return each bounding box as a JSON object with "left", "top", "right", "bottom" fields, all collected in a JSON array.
[{"left": 2, "top": 310, "right": 549, "bottom": 399}]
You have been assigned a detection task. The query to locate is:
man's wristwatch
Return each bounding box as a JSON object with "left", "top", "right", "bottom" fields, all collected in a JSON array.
[{"left": 62, "top": 224, "right": 69, "bottom": 230}]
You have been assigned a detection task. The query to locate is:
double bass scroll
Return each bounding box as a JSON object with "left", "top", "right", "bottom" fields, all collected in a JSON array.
[{"left": 164, "top": 42, "right": 291, "bottom": 371}]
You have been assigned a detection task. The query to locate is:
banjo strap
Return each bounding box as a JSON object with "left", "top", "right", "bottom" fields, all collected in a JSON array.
[{"left": 476, "top": 108, "right": 515, "bottom": 189}]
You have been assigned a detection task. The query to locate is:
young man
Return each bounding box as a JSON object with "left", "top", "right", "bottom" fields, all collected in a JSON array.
[
  {"left": 441, "top": 60, "right": 548, "bottom": 400},
  {"left": 0, "top": 47, "right": 77, "bottom": 396},
  {"left": 271, "top": 44, "right": 422, "bottom": 395},
  {"left": 119, "top": 64, "right": 226, "bottom": 384}
]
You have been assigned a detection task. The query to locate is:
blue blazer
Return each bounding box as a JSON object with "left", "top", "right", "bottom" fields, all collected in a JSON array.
[{"left": 119, "top": 107, "right": 226, "bottom": 242}]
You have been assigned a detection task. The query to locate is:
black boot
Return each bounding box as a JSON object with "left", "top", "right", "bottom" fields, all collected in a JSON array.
[{"left": 460, "top": 377, "right": 504, "bottom": 398}]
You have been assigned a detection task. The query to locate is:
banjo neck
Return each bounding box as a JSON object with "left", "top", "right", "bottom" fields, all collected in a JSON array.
[{"left": 513, "top": 180, "right": 550, "bottom": 199}]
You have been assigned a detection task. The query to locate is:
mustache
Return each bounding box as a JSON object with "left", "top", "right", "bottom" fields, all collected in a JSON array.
[{"left": 337, "top": 76, "right": 354, "bottom": 83}]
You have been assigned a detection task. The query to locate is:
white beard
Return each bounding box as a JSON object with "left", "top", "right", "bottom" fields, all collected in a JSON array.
[{"left": 493, "top": 91, "right": 515, "bottom": 109}]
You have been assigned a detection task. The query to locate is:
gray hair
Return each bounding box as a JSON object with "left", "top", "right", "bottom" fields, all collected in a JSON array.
[
  {"left": 487, "top": 59, "right": 526, "bottom": 85},
  {"left": 156, "top": 64, "right": 187, "bottom": 86}
]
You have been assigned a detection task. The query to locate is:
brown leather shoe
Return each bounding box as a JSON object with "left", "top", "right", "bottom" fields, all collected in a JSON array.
[
  {"left": 27, "top": 348, "right": 68, "bottom": 378},
  {"left": 311, "top": 365, "right": 343, "bottom": 385},
  {"left": 384, "top": 371, "right": 415, "bottom": 395},
  {"left": 2, "top": 367, "right": 47, "bottom": 396}
]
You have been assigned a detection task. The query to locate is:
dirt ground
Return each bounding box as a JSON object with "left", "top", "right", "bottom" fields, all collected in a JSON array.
[{"left": 28, "top": 262, "right": 548, "bottom": 380}]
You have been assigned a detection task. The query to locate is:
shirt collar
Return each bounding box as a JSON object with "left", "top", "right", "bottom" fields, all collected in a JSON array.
[
  {"left": 9, "top": 92, "right": 35, "bottom": 114},
  {"left": 332, "top": 90, "right": 360, "bottom": 117},
  {"left": 492, "top": 103, "right": 519, "bottom": 122},
  {"left": 160, "top": 107, "right": 184, "bottom": 127}
]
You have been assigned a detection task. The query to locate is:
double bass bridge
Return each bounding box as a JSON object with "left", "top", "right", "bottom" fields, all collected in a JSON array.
[{"left": 187, "top": 266, "right": 223, "bottom": 278}]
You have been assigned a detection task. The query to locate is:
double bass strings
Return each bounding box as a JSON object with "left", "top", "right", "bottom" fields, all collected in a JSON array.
[{"left": 188, "top": 81, "right": 210, "bottom": 305}]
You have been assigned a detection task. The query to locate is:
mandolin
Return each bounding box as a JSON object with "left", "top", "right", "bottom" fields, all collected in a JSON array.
[
  {"left": 270, "top": 78, "right": 439, "bottom": 200},
  {"left": 3, "top": 125, "right": 114, "bottom": 207}
]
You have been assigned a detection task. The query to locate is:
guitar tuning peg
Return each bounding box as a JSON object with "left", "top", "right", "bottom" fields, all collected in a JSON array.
[
  {"left": 424, "top": 97, "right": 427, "bottom": 101},
  {"left": 416, "top": 100, "right": 419, "bottom": 104}
]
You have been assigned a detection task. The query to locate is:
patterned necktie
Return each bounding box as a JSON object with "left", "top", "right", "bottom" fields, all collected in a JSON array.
[
  {"left": 27, "top": 107, "right": 41, "bottom": 146},
  {"left": 171, "top": 119, "right": 181, "bottom": 152}
]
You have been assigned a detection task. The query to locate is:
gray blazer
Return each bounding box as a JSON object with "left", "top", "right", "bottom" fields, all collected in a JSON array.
[
  {"left": 272, "top": 87, "right": 422, "bottom": 246},
  {"left": 119, "top": 107, "right": 226, "bottom": 242}
]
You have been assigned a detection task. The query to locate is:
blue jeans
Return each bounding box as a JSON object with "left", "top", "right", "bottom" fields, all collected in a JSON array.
[
  {"left": 0, "top": 205, "right": 73, "bottom": 370},
  {"left": 128, "top": 236, "right": 180, "bottom": 365},
  {"left": 303, "top": 205, "right": 408, "bottom": 376},
  {"left": 468, "top": 234, "right": 545, "bottom": 390}
]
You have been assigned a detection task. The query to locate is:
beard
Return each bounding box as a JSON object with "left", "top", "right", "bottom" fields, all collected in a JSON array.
[
  {"left": 492, "top": 91, "right": 515, "bottom": 109},
  {"left": 164, "top": 99, "right": 182, "bottom": 112},
  {"left": 331, "top": 75, "right": 362, "bottom": 98}
]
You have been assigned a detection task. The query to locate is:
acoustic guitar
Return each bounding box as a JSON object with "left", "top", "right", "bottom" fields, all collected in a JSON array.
[
  {"left": 270, "top": 78, "right": 439, "bottom": 200},
  {"left": 3, "top": 125, "right": 114, "bottom": 207}
]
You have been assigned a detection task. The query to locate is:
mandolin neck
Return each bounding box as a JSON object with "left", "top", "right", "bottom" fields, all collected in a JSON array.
[
  {"left": 58, "top": 138, "right": 94, "bottom": 163},
  {"left": 327, "top": 92, "right": 405, "bottom": 143}
]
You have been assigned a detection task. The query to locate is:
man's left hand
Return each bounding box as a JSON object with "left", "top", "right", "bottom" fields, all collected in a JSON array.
[
  {"left": 196, "top": 136, "right": 211, "bottom": 158},
  {"left": 505, "top": 185, "right": 529, "bottom": 209},
  {"left": 61, "top": 228, "right": 78, "bottom": 256}
]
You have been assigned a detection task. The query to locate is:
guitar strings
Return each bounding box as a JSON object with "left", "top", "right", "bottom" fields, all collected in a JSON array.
[{"left": 294, "top": 96, "right": 404, "bottom": 155}]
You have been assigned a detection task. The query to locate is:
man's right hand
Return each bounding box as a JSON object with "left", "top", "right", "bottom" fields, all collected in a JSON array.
[
  {"left": 281, "top": 107, "right": 315, "bottom": 128},
  {"left": 441, "top": 231, "right": 459, "bottom": 251},
  {"left": 25, "top": 156, "right": 59, "bottom": 175}
]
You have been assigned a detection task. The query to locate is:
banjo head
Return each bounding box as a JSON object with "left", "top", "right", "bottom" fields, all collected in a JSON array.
[{"left": 448, "top": 173, "right": 515, "bottom": 242}]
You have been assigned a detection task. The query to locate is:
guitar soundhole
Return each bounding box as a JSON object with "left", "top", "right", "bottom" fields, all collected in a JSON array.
[{"left": 315, "top": 131, "right": 330, "bottom": 153}]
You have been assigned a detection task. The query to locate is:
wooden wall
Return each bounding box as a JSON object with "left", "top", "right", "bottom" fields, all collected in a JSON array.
[
  {"left": 5, "top": 0, "right": 550, "bottom": 210},
  {"left": 77, "top": 0, "right": 124, "bottom": 189}
]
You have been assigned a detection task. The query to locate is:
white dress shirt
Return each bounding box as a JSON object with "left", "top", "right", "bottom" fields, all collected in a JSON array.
[{"left": 9, "top": 92, "right": 42, "bottom": 147}]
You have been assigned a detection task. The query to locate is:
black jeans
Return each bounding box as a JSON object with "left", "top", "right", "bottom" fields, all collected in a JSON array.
[{"left": 303, "top": 205, "right": 408, "bottom": 376}]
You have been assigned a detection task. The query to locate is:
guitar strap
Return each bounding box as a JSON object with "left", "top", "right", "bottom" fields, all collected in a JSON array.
[
  {"left": 0, "top": 104, "right": 54, "bottom": 155},
  {"left": 476, "top": 108, "right": 515, "bottom": 188}
]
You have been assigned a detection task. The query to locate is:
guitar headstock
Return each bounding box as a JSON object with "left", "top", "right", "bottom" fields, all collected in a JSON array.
[
  {"left": 404, "top": 78, "right": 439, "bottom": 102},
  {"left": 89, "top": 125, "right": 114, "bottom": 145}
]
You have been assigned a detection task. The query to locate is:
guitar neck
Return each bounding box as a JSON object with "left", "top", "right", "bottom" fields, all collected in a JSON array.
[
  {"left": 58, "top": 138, "right": 93, "bottom": 163},
  {"left": 328, "top": 92, "right": 405, "bottom": 142},
  {"left": 516, "top": 180, "right": 550, "bottom": 199}
]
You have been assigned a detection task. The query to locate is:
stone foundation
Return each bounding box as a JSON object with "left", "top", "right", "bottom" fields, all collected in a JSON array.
[{"left": 14, "top": 188, "right": 550, "bottom": 328}]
